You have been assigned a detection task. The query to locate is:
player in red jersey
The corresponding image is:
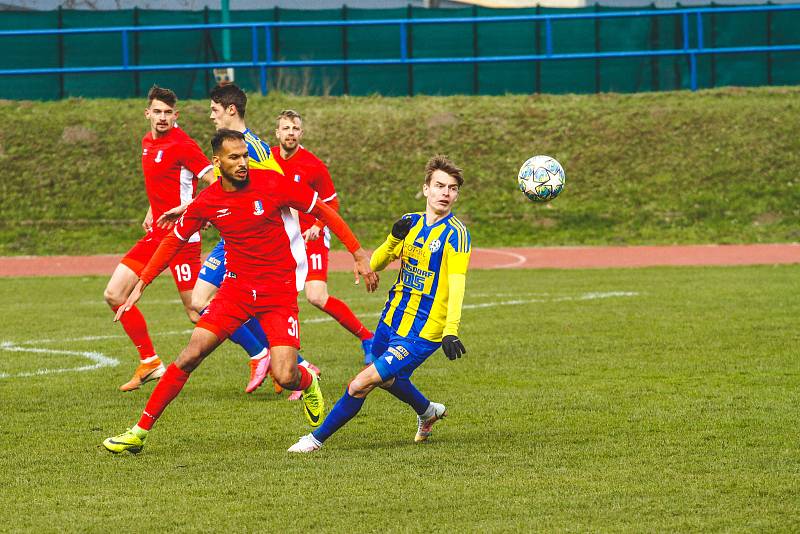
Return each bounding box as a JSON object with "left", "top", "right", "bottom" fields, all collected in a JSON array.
[
  {"left": 102, "top": 129, "right": 378, "bottom": 454},
  {"left": 103, "top": 85, "right": 214, "bottom": 392},
  {"left": 272, "top": 110, "right": 375, "bottom": 363}
]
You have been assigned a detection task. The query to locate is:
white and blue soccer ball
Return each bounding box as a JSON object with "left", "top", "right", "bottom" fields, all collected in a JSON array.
[{"left": 517, "top": 155, "right": 566, "bottom": 202}]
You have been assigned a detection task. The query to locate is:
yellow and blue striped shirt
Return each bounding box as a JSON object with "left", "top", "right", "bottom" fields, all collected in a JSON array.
[
  {"left": 371, "top": 212, "right": 471, "bottom": 342},
  {"left": 215, "top": 128, "right": 283, "bottom": 178}
]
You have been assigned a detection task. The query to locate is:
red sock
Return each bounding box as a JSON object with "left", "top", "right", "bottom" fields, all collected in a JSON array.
[
  {"left": 296, "top": 365, "right": 313, "bottom": 391},
  {"left": 113, "top": 304, "right": 156, "bottom": 360},
  {"left": 137, "top": 364, "right": 190, "bottom": 430},
  {"left": 322, "top": 296, "right": 372, "bottom": 340}
]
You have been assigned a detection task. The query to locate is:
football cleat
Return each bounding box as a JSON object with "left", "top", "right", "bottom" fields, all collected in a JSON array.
[
  {"left": 361, "top": 337, "right": 374, "bottom": 365},
  {"left": 287, "top": 389, "right": 303, "bottom": 401},
  {"left": 119, "top": 358, "right": 165, "bottom": 392},
  {"left": 245, "top": 352, "right": 271, "bottom": 393},
  {"left": 287, "top": 433, "right": 322, "bottom": 453},
  {"left": 415, "top": 402, "right": 447, "bottom": 443},
  {"left": 301, "top": 370, "right": 325, "bottom": 427},
  {"left": 102, "top": 428, "right": 147, "bottom": 454}
]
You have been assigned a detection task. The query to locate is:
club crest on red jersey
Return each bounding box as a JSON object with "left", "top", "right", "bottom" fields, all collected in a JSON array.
[{"left": 253, "top": 200, "right": 264, "bottom": 216}]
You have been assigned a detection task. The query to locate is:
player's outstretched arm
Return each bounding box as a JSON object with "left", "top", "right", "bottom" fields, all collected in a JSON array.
[
  {"left": 156, "top": 203, "right": 190, "bottom": 229},
  {"left": 142, "top": 206, "right": 153, "bottom": 232},
  {"left": 310, "top": 201, "right": 379, "bottom": 292},
  {"left": 370, "top": 217, "right": 412, "bottom": 272},
  {"left": 114, "top": 280, "right": 146, "bottom": 322},
  {"left": 113, "top": 232, "right": 188, "bottom": 320}
]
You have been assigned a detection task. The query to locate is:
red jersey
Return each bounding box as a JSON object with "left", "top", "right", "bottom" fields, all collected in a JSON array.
[
  {"left": 271, "top": 146, "right": 337, "bottom": 232},
  {"left": 142, "top": 126, "right": 213, "bottom": 240},
  {"left": 173, "top": 169, "right": 318, "bottom": 294}
]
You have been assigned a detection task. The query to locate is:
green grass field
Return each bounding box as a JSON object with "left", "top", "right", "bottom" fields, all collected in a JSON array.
[
  {"left": 3, "top": 87, "right": 800, "bottom": 255},
  {"left": 1, "top": 266, "right": 798, "bottom": 531}
]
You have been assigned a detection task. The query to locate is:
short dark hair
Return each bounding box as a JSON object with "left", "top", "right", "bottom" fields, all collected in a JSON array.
[
  {"left": 425, "top": 155, "right": 463, "bottom": 187},
  {"left": 210, "top": 83, "right": 247, "bottom": 118},
  {"left": 147, "top": 85, "right": 177, "bottom": 108},
  {"left": 276, "top": 109, "right": 302, "bottom": 128},
  {"left": 211, "top": 129, "right": 246, "bottom": 154}
]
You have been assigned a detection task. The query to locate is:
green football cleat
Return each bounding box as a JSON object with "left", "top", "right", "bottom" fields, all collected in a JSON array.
[
  {"left": 301, "top": 370, "right": 325, "bottom": 427},
  {"left": 102, "top": 428, "right": 147, "bottom": 454}
]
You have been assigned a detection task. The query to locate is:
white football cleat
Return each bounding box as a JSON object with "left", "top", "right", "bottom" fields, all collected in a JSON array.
[
  {"left": 415, "top": 402, "right": 447, "bottom": 442},
  {"left": 287, "top": 433, "right": 322, "bottom": 453}
]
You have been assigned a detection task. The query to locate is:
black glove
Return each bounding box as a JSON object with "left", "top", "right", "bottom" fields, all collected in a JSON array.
[
  {"left": 441, "top": 335, "right": 466, "bottom": 360},
  {"left": 391, "top": 217, "right": 414, "bottom": 239}
]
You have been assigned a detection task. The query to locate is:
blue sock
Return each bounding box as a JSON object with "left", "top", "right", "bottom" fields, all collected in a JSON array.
[
  {"left": 312, "top": 389, "right": 365, "bottom": 443},
  {"left": 297, "top": 354, "right": 306, "bottom": 365},
  {"left": 243, "top": 318, "right": 269, "bottom": 348},
  {"left": 386, "top": 378, "right": 429, "bottom": 415},
  {"left": 228, "top": 323, "right": 267, "bottom": 358}
]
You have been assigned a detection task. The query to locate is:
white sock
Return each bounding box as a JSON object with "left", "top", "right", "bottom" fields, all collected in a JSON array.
[
  {"left": 141, "top": 355, "right": 159, "bottom": 364},
  {"left": 250, "top": 348, "right": 268, "bottom": 360}
]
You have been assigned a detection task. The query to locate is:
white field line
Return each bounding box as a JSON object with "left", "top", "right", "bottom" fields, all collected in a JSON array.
[
  {"left": 4, "top": 291, "right": 638, "bottom": 349},
  {"left": 0, "top": 342, "right": 119, "bottom": 379}
]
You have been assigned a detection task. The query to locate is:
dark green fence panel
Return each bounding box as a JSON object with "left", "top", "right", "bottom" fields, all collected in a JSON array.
[
  {"left": 271, "top": 8, "right": 345, "bottom": 96},
  {"left": 0, "top": 11, "right": 60, "bottom": 100},
  {"left": 765, "top": 5, "right": 800, "bottom": 85},
  {"left": 62, "top": 10, "right": 134, "bottom": 98},
  {"left": 538, "top": 6, "right": 597, "bottom": 94},
  {"left": 713, "top": 9, "right": 770, "bottom": 88},
  {"left": 474, "top": 7, "right": 539, "bottom": 95},
  {"left": 597, "top": 5, "right": 656, "bottom": 92},
  {"left": 410, "top": 7, "right": 474, "bottom": 95},
  {"left": 346, "top": 8, "right": 409, "bottom": 97},
  {"left": 0, "top": 5, "right": 798, "bottom": 99},
  {"left": 135, "top": 9, "right": 208, "bottom": 99}
]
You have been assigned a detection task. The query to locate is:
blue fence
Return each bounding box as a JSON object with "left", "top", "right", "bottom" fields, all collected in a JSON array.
[{"left": 1, "top": 4, "right": 799, "bottom": 97}]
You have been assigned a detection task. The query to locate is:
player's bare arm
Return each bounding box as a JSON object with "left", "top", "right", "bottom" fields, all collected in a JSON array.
[
  {"left": 114, "top": 280, "right": 146, "bottom": 321},
  {"left": 155, "top": 167, "right": 216, "bottom": 229},
  {"left": 309, "top": 200, "right": 379, "bottom": 292},
  {"left": 142, "top": 206, "right": 153, "bottom": 232},
  {"left": 302, "top": 225, "right": 321, "bottom": 242}
]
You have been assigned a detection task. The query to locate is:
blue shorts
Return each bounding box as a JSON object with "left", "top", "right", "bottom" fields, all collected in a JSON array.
[
  {"left": 198, "top": 239, "right": 227, "bottom": 288},
  {"left": 370, "top": 321, "right": 441, "bottom": 381}
]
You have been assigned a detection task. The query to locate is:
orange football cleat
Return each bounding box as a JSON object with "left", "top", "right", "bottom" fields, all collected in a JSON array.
[{"left": 119, "top": 358, "right": 165, "bottom": 392}]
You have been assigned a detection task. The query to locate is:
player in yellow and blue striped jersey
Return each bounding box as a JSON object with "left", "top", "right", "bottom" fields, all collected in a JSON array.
[{"left": 289, "top": 155, "right": 471, "bottom": 453}]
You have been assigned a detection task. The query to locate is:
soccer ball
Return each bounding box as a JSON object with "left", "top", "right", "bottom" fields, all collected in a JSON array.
[{"left": 517, "top": 155, "right": 566, "bottom": 202}]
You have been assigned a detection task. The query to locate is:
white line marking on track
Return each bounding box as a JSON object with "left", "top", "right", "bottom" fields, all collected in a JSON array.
[
  {"left": 473, "top": 247, "right": 527, "bottom": 269},
  {"left": 0, "top": 341, "right": 119, "bottom": 379}
]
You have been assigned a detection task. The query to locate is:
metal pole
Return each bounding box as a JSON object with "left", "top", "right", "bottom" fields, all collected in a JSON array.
[
  {"left": 545, "top": 19, "right": 553, "bottom": 57},
  {"left": 472, "top": 4, "right": 479, "bottom": 95},
  {"left": 221, "top": 0, "right": 231, "bottom": 63},
  {"left": 342, "top": 5, "right": 349, "bottom": 95},
  {"left": 262, "top": 25, "right": 272, "bottom": 95},
  {"left": 57, "top": 5, "right": 64, "bottom": 99}
]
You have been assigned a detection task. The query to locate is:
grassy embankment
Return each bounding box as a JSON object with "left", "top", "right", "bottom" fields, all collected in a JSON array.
[{"left": 1, "top": 87, "right": 799, "bottom": 255}]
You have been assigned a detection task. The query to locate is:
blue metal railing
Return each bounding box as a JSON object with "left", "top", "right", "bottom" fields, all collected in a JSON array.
[{"left": 2, "top": 4, "right": 799, "bottom": 93}]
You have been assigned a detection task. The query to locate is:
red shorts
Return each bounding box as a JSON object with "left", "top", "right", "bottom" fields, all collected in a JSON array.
[
  {"left": 121, "top": 232, "right": 201, "bottom": 292},
  {"left": 305, "top": 234, "right": 329, "bottom": 283},
  {"left": 197, "top": 278, "right": 301, "bottom": 348}
]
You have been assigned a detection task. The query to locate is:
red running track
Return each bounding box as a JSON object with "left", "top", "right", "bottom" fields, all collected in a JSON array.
[{"left": 0, "top": 244, "right": 798, "bottom": 277}]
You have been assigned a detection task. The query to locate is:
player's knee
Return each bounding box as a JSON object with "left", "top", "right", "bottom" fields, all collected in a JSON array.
[
  {"left": 175, "top": 346, "right": 205, "bottom": 373},
  {"left": 103, "top": 286, "right": 125, "bottom": 308},
  {"left": 191, "top": 294, "right": 210, "bottom": 315},
  {"left": 306, "top": 291, "right": 328, "bottom": 309},
  {"left": 347, "top": 377, "right": 373, "bottom": 398}
]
